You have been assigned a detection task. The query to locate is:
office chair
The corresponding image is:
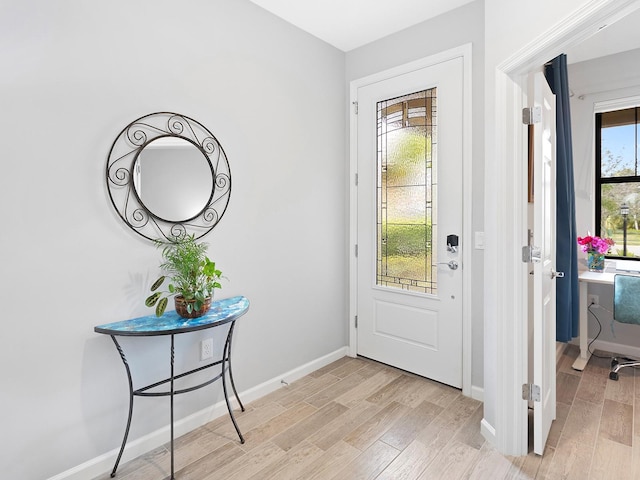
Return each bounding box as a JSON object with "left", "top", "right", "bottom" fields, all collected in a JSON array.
[{"left": 609, "top": 274, "right": 640, "bottom": 381}]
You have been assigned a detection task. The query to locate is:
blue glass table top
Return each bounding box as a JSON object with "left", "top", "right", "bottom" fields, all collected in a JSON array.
[{"left": 95, "top": 295, "right": 249, "bottom": 336}]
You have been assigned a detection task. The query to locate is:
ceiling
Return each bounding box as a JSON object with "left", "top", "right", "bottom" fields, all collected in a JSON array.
[
  {"left": 564, "top": 8, "right": 640, "bottom": 64},
  {"left": 250, "top": 0, "right": 640, "bottom": 62},
  {"left": 249, "top": 0, "right": 476, "bottom": 52}
]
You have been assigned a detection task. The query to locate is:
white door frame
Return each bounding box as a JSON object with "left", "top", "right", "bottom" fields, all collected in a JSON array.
[
  {"left": 488, "top": 0, "right": 640, "bottom": 455},
  {"left": 348, "top": 44, "right": 473, "bottom": 398}
]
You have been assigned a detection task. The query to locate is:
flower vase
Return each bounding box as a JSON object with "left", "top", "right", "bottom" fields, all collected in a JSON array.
[{"left": 587, "top": 252, "right": 605, "bottom": 272}]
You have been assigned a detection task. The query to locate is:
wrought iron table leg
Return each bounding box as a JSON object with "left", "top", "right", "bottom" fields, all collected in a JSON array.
[
  {"left": 170, "top": 334, "right": 175, "bottom": 480},
  {"left": 222, "top": 326, "right": 244, "bottom": 443},
  {"left": 110, "top": 336, "right": 134, "bottom": 478},
  {"left": 226, "top": 323, "right": 245, "bottom": 412}
]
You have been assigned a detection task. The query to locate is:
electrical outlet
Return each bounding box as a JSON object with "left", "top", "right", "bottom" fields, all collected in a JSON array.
[
  {"left": 587, "top": 294, "right": 599, "bottom": 306},
  {"left": 201, "top": 338, "right": 213, "bottom": 361}
]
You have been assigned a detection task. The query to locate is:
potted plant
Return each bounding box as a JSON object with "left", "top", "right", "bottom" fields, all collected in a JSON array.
[{"left": 145, "top": 235, "right": 224, "bottom": 318}]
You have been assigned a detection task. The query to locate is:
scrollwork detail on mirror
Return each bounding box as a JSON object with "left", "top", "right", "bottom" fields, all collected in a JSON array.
[{"left": 106, "top": 112, "right": 231, "bottom": 241}]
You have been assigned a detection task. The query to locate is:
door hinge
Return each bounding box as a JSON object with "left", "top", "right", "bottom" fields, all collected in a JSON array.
[
  {"left": 522, "top": 383, "right": 541, "bottom": 402},
  {"left": 522, "top": 106, "right": 541, "bottom": 125},
  {"left": 355, "top": 173, "right": 358, "bottom": 186},
  {"left": 522, "top": 245, "right": 541, "bottom": 263},
  {"left": 355, "top": 315, "right": 358, "bottom": 328},
  {"left": 352, "top": 101, "right": 358, "bottom": 114},
  {"left": 355, "top": 244, "right": 358, "bottom": 257}
]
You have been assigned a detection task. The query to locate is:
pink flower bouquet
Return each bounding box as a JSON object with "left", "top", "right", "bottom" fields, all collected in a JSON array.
[{"left": 577, "top": 235, "right": 614, "bottom": 254}]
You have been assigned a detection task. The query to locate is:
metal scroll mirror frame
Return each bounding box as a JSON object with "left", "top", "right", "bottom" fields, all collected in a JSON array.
[{"left": 106, "top": 112, "right": 231, "bottom": 241}]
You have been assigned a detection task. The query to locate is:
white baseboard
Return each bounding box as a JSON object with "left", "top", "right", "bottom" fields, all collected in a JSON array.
[
  {"left": 589, "top": 339, "right": 640, "bottom": 359},
  {"left": 47, "top": 346, "right": 349, "bottom": 480},
  {"left": 471, "top": 385, "right": 484, "bottom": 402},
  {"left": 481, "top": 418, "right": 496, "bottom": 444}
]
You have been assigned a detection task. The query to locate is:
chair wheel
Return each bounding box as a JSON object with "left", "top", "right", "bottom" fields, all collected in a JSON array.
[{"left": 609, "top": 371, "right": 619, "bottom": 381}]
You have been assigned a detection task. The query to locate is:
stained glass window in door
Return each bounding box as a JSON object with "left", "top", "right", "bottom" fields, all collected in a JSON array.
[{"left": 377, "top": 88, "right": 437, "bottom": 293}]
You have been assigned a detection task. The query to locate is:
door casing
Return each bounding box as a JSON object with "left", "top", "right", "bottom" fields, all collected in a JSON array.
[{"left": 348, "top": 44, "right": 473, "bottom": 399}]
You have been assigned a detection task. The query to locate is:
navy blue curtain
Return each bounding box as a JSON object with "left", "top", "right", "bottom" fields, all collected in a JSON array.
[{"left": 545, "top": 54, "right": 579, "bottom": 341}]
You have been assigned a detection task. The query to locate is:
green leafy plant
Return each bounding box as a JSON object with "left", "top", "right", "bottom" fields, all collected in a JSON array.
[{"left": 145, "top": 235, "right": 223, "bottom": 317}]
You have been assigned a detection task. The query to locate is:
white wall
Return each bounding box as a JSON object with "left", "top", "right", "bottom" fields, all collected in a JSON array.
[
  {"left": 346, "top": 0, "right": 486, "bottom": 394},
  {"left": 570, "top": 48, "right": 640, "bottom": 353},
  {"left": 0, "top": 1, "right": 345, "bottom": 478}
]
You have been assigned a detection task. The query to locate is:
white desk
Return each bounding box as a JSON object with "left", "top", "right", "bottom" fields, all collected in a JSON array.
[
  {"left": 573, "top": 268, "right": 640, "bottom": 370},
  {"left": 573, "top": 271, "right": 615, "bottom": 370}
]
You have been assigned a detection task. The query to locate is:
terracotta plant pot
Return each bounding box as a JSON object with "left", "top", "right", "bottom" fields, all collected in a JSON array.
[{"left": 174, "top": 295, "right": 212, "bottom": 319}]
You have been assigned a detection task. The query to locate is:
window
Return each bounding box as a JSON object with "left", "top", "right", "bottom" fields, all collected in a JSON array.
[
  {"left": 377, "top": 88, "right": 437, "bottom": 293},
  {"left": 596, "top": 107, "right": 640, "bottom": 258}
]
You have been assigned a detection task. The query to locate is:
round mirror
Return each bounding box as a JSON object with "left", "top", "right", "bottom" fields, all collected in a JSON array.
[
  {"left": 133, "top": 137, "right": 214, "bottom": 222},
  {"left": 106, "top": 112, "right": 231, "bottom": 242}
]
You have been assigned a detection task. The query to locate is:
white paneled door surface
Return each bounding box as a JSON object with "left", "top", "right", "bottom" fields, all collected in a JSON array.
[
  {"left": 355, "top": 57, "right": 463, "bottom": 388},
  {"left": 530, "top": 71, "right": 557, "bottom": 455}
]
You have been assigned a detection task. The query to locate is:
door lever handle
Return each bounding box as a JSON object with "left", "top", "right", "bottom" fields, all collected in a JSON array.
[{"left": 437, "top": 260, "right": 459, "bottom": 270}]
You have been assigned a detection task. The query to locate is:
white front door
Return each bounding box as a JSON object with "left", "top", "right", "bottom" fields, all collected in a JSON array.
[
  {"left": 530, "top": 71, "right": 557, "bottom": 455},
  {"left": 355, "top": 57, "right": 464, "bottom": 388}
]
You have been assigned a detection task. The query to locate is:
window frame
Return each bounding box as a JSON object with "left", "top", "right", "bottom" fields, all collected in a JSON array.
[{"left": 594, "top": 103, "right": 640, "bottom": 260}]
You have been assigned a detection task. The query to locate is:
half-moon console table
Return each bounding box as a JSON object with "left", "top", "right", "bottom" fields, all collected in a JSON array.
[{"left": 94, "top": 295, "right": 250, "bottom": 479}]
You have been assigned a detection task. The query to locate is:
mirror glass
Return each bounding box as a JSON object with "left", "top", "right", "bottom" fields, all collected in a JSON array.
[{"left": 133, "top": 137, "right": 214, "bottom": 222}]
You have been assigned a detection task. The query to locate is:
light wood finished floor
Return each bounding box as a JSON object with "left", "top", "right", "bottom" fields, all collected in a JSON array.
[{"left": 94, "top": 345, "right": 640, "bottom": 479}]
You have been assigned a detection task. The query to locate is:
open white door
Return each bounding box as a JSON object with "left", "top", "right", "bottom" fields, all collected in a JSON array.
[{"left": 530, "top": 71, "right": 557, "bottom": 455}]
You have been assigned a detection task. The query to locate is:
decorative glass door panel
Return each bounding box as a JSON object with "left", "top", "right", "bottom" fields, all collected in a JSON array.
[{"left": 377, "top": 89, "right": 437, "bottom": 294}]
